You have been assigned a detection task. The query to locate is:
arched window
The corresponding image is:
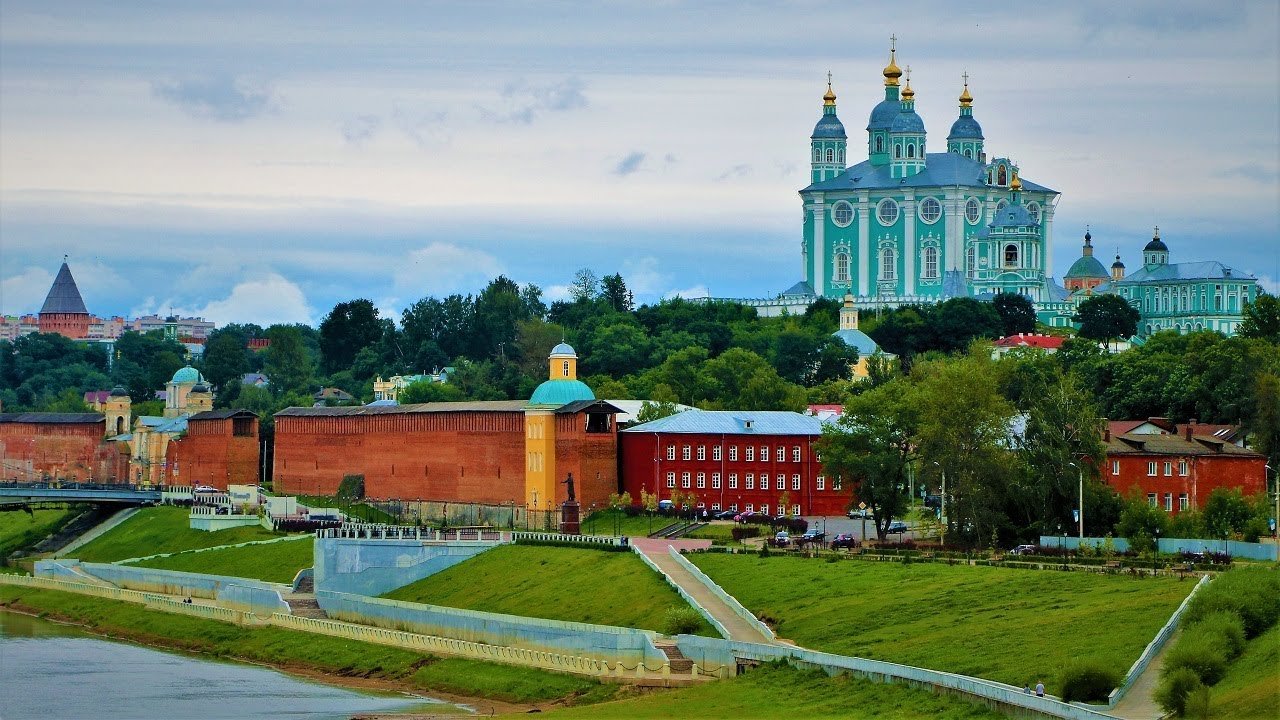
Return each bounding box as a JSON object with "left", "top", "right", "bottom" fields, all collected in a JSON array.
[
  {"left": 837, "top": 148, "right": 843, "bottom": 163},
  {"left": 923, "top": 246, "right": 938, "bottom": 279},
  {"left": 875, "top": 136, "right": 883, "bottom": 153},
  {"left": 116, "top": 416, "right": 125, "bottom": 435},
  {"left": 907, "top": 144, "right": 915, "bottom": 158},
  {"left": 825, "top": 149, "right": 834, "bottom": 162},
  {"left": 965, "top": 197, "right": 981, "bottom": 224},
  {"left": 813, "top": 148, "right": 820, "bottom": 162},
  {"left": 894, "top": 144, "right": 901, "bottom": 159},
  {"left": 880, "top": 247, "right": 896, "bottom": 280},
  {"left": 562, "top": 360, "right": 570, "bottom": 377},
  {"left": 963, "top": 149, "right": 972, "bottom": 159},
  {"left": 834, "top": 252, "right": 850, "bottom": 283},
  {"left": 966, "top": 246, "right": 976, "bottom": 274},
  {"left": 1027, "top": 202, "right": 1041, "bottom": 224},
  {"left": 1004, "top": 244, "right": 1019, "bottom": 267},
  {"left": 997, "top": 165, "right": 1008, "bottom": 185},
  {"left": 995, "top": 200, "right": 1008, "bottom": 214}
]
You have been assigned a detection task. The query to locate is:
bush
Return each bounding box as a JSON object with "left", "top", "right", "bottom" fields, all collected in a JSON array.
[
  {"left": 1185, "top": 611, "right": 1246, "bottom": 661},
  {"left": 731, "top": 526, "right": 762, "bottom": 542},
  {"left": 1058, "top": 659, "right": 1121, "bottom": 703},
  {"left": 1162, "top": 634, "right": 1228, "bottom": 686},
  {"left": 660, "top": 606, "right": 704, "bottom": 636},
  {"left": 336, "top": 474, "right": 365, "bottom": 501},
  {"left": 1184, "top": 568, "right": 1280, "bottom": 638},
  {"left": 1155, "top": 667, "right": 1204, "bottom": 717}
]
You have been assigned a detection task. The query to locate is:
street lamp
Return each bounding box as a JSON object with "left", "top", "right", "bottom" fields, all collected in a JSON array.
[
  {"left": 1067, "top": 461, "right": 1084, "bottom": 539},
  {"left": 1267, "top": 465, "right": 1277, "bottom": 542},
  {"left": 932, "top": 461, "right": 946, "bottom": 546},
  {"left": 1153, "top": 527, "right": 1161, "bottom": 574}
]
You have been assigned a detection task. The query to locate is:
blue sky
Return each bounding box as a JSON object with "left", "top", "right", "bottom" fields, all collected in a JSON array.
[{"left": 2, "top": 1, "right": 1277, "bottom": 326}]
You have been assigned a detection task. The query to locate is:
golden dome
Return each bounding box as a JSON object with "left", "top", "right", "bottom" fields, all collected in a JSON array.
[
  {"left": 901, "top": 66, "right": 914, "bottom": 99},
  {"left": 883, "top": 50, "right": 902, "bottom": 86},
  {"left": 959, "top": 84, "right": 972, "bottom": 106},
  {"left": 823, "top": 74, "right": 836, "bottom": 106}
]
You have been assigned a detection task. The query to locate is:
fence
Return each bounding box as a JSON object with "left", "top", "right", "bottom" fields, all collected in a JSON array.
[
  {"left": 316, "top": 524, "right": 511, "bottom": 542},
  {"left": 514, "top": 531, "right": 628, "bottom": 547},
  {"left": 366, "top": 499, "right": 562, "bottom": 532},
  {"left": 667, "top": 548, "right": 776, "bottom": 641},
  {"left": 1039, "top": 535, "right": 1278, "bottom": 561},
  {"left": 1103, "top": 574, "right": 1210, "bottom": 708}
]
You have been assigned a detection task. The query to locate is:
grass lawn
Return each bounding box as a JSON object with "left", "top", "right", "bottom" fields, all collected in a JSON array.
[
  {"left": 293, "top": 495, "right": 395, "bottom": 524},
  {"left": 691, "top": 553, "right": 1194, "bottom": 688},
  {"left": 0, "top": 506, "right": 79, "bottom": 558},
  {"left": 1210, "top": 623, "right": 1280, "bottom": 719},
  {"left": 582, "top": 509, "right": 668, "bottom": 538},
  {"left": 539, "top": 661, "right": 1005, "bottom": 720},
  {"left": 127, "top": 537, "right": 314, "bottom": 584},
  {"left": 72, "top": 506, "right": 285, "bottom": 563},
  {"left": 0, "top": 585, "right": 618, "bottom": 706},
  {"left": 383, "top": 545, "right": 712, "bottom": 634},
  {"left": 682, "top": 522, "right": 739, "bottom": 545}
]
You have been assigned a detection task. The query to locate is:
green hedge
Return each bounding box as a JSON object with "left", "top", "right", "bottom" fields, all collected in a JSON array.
[
  {"left": 1058, "top": 659, "right": 1121, "bottom": 703},
  {"left": 1156, "top": 667, "right": 1206, "bottom": 717}
]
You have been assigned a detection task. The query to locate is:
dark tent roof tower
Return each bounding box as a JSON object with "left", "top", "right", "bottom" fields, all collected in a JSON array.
[{"left": 40, "top": 262, "right": 89, "bottom": 315}]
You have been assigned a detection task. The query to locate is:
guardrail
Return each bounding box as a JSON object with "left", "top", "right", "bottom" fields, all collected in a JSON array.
[
  {"left": 316, "top": 524, "right": 511, "bottom": 542},
  {"left": 630, "top": 545, "right": 731, "bottom": 640},
  {"left": 514, "top": 531, "right": 628, "bottom": 547},
  {"left": 1104, "top": 573, "right": 1210, "bottom": 708},
  {"left": 668, "top": 548, "right": 776, "bottom": 641}
]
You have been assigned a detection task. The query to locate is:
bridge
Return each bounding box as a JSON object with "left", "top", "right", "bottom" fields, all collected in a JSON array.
[{"left": 0, "top": 481, "right": 190, "bottom": 506}]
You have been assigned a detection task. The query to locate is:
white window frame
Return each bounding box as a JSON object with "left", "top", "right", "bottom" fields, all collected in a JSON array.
[
  {"left": 697, "top": 445, "right": 706, "bottom": 461},
  {"left": 1178, "top": 494, "right": 1188, "bottom": 511},
  {"left": 923, "top": 245, "right": 939, "bottom": 279},
  {"left": 876, "top": 198, "right": 899, "bottom": 226},
  {"left": 1147, "top": 461, "right": 1157, "bottom": 477},
  {"left": 833, "top": 476, "right": 843, "bottom": 491},
  {"left": 792, "top": 475, "right": 801, "bottom": 491},
  {"left": 1111, "top": 460, "right": 1120, "bottom": 475},
  {"left": 712, "top": 473, "right": 721, "bottom": 489},
  {"left": 1163, "top": 493, "right": 1173, "bottom": 512},
  {"left": 728, "top": 473, "right": 738, "bottom": 489},
  {"left": 1147, "top": 493, "right": 1157, "bottom": 507},
  {"left": 760, "top": 504, "right": 769, "bottom": 516},
  {"left": 1178, "top": 460, "right": 1188, "bottom": 476},
  {"left": 833, "top": 252, "right": 851, "bottom": 283},
  {"left": 760, "top": 476, "right": 770, "bottom": 491},
  {"left": 965, "top": 197, "right": 981, "bottom": 225},
  {"left": 746, "top": 503, "right": 754, "bottom": 513},
  {"left": 712, "top": 446, "right": 722, "bottom": 461},
  {"left": 745, "top": 474, "right": 755, "bottom": 490},
  {"left": 792, "top": 504, "right": 801, "bottom": 517},
  {"left": 696, "top": 472, "right": 706, "bottom": 489},
  {"left": 776, "top": 447, "right": 785, "bottom": 462},
  {"left": 745, "top": 446, "right": 755, "bottom": 462},
  {"left": 681, "top": 472, "right": 691, "bottom": 489},
  {"left": 832, "top": 201, "right": 854, "bottom": 228},
  {"left": 666, "top": 445, "right": 676, "bottom": 461},
  {"left": 682, "top": 445, "right": 691, "bottom": 461},
  {"left": 760, "top": 445, "right": 768, "bottom": 462},
  {"left": 666, "top": 472, "right": 676, "bottom": 488},
  {"left": 792, "top": 446, "right": 801, "bottom": 463},
  {"left": 728, "top": 446, "right": 738, "bottom": 461},
  {"left": 880, "top": 246, "right": 897, "bottom": 281},
  {"left": 918, "top": 197, "right": 942, "bottom": 224}
]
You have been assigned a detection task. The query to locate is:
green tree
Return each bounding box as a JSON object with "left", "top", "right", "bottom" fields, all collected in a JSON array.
[
  {"left": 586, "top": 322, "right": 652, "bottom": 377},
  {"left": 472, "top": 276, "right": 538, "bottom": 361},
  {"left": 1239, "top": 292, "right": 1280, "bottom": 343},
  {"left": 635, "top": 400, "right": 684, "bottom": 424},
  {"left": 931, "top": 298, "right": 1003, "bottom": 353},
  {"left": 1074, "top": 294, "right": 1139, "bottom": 345},
  {"left": 569, "top": 268, "right": 599, "bottom": 303},
  {"left": 111, "top": 330, "right": 188, "bottom": 401},
  {"left": 992, "top": 292, "right": 1037, "bottom": 337},
  {"left": 400, "top": 294, "right": 474, "bottom": 364},
  {"left": 200, "top": 326, "right": 249, "bottom": 394},
  {"left": 600, "top": 273, "right": 634, "bottom": 313},
  {"left": 1202, "top": 488, "right": 1253, "bottom": 539},
  {"left": 264, "top": 325, "right": 315, "bottom": 396},
  {"left": 319, "top": 299, "right": 390, "bottom": 374},
  {"left": 1116, "top": 492, "right": 1170, "bottom": 553},
  {"left": 818, "top": 378, "right": 917, "bottom": 540},
  {"left": 40, "top": 387, "right": 92, "bottom": 413},
  {"left": 1250, "top": 372, "right": 1280, "bottom": 473},
  {"left": 398, "top": 379, "right": 466, "bottom": 404}
]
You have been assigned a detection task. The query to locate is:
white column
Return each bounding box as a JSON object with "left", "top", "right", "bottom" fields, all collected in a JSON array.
[
  {"left": 812, "top": 197, "right": 826, "bottom": 297},
  {"left": 857, "top": 193, "right": 870, "bottom": 296},
  {"left": 944, "top": 189, "right": 963, "bottom": 272},
  {"left": 1043, "top": 200, "right": 1056, "bottom": 279},
  {"left": 903, "top": 193, "right": 916, "bottom": 296}
]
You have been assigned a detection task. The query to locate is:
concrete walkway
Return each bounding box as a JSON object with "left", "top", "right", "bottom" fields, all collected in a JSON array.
[
  {"left": 631, "top": 538, "right": 775, "bottom": 645},
  {"left": 54, "top": 507, "right": 140, "bottom": 558},
  {"left": 1110, "top": 629, "right": 1180, "bottom": 720}
]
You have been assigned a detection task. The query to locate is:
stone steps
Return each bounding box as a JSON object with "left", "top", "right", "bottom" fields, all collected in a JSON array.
[
  {"left": 655, "top": 642, "right": 694, "bottom": 672},
  {"left": 284, "top": 594, "right": 327, "bottom": 619}
]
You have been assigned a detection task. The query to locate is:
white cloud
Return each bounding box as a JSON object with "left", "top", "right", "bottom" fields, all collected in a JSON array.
[
  {"left": 394, "top": 242, "right": 504, "bottom": 297},
  {"left": 195, "top": 273, "right": 313, "bottom": 326},
  {"left": 1256, "top": 275, "right": 1279, "bottom": 295},
  {"left": 544, "top": 284, "right": 572, "bottom": 303},
  {"left": 0, "top": 266, "right": 54, "bottom": 315},
  {"left": 664, "top": 284, "right": 710, "bottom": 300},
  {"left": 620, "top": 256, "right": 667, "bottom": 299}
]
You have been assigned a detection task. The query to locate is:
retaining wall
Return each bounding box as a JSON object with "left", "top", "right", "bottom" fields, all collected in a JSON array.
[
  {"left": 217, "top": 582, "right": 291, "bottom": 615},
  {"left": 314, "top": 536, "right": 504, "bottom": 596},
  {"left": 1039, "top": 535, "right": 1278, "bottom": 561},
  {"left": 316, "top": 589, "right": 667, "bottom": 666},
  {"left": 1103, "top": 574, "right": 1210, "bottom": 708},
  {"left": 53, "top": 561, "right": 286, "bottom": 602}
]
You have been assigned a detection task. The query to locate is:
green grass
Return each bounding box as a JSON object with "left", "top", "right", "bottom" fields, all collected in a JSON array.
[
  {"left": 383, "top": 545, "right": 713, "bottom": 634},
  {"left": 691, "top": 553, "right": 1194, "bottom": 688},
  {"left": 682, "top": 522, "right": 739, "bottom": 544},
  {"left": 540, "top": 661, "right": 1006, "bottom": 719},
  {"left": 72, "top": 506, "right": 285, "bottom": 563},
  {"left": 582, "top": 509, "right": 667, "bottom": 537},
  {"left": 1210, "top": 623, "right": 1280, "bottom": 719},
  {"left": 0, "top": 506, "right": 79, "bottom": 558},
  {"left": 0, "top": 585, "right": 618, "bottom": 706},
  {"left": 293, "top": 495, "right": 395, "bottom": 524},
  {"left": 127, "top": 537, "right": 314, "bottom": 584}
]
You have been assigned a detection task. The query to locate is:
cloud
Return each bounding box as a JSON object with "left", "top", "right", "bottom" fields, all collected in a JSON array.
[
  {"left": 152, "top": 75, "right": 276, "bottom": 122},
  {"left": 478, "top": 77, "right": 587, "bottom": 124},
  {"left": 715, "top": 164, "right": 752, "bottom": 182},
  {"left": 544, "top": 284, "right": 572, "bottom": 302},
  {"left": 664, "top": 284, "right": 710, "bottom": 300},
  {"left": 1256, "top": 275, "right": 1280, "bottom": 295},
  {"left": 620, "top": 256, "right": 667, "bottom": 298},
  {"left": 195, "top": 273, "right": 313, "bottom": 326},
  {"left": 614, "top": 151, "right": 646, "bottom": 176},
  {"left": 341, "top": 114, "right": 382, "bottom": 144},
  {"left": 0, "top": 266, "right": 54, "bottom": 315},
  {"left": 393, "top": 107, "right": 451, "bottom": 148},
  {"left": 1215, "top": 164, "right": 1279, "bottom": 184},
  {"left": 394, "top": 242, "right": 504, "bottom": 298}
]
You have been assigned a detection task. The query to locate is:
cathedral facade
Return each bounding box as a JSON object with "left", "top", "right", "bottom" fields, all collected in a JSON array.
[{"left": 799, "top": 42, "right": 1060, "bottom": 307}]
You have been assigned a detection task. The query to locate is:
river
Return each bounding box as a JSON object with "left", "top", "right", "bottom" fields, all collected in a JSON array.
[{"left": 0, "top": 610, "right": 469, "bottom": 719}]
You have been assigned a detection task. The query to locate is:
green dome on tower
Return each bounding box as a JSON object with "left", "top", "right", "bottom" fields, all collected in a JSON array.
[
  {"left": 171, "top": 366, "right": 205, "bottom": 384},
  {"left": 528, "top": 379, "right": 595, "bottom": 407}
]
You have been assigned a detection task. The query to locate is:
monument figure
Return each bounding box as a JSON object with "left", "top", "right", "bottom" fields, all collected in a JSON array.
[{"left": 562, "top": 473, "right": 576, "bottom": 502}]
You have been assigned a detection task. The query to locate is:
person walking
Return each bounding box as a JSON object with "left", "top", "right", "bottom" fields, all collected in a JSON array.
[{"left": 1035, "top": 681, "right": 1045, "bottom": 697}]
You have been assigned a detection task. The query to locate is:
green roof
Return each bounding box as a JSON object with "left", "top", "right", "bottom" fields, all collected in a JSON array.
[
  {"left": 171, "top": 366, "right": 205, "bottom": 384},
  {"left": 527, "top": 379, "right": 595, "bottom": 408},
  {"left": 1065, "top": 255, "right": 1109, "bottom": 279}
]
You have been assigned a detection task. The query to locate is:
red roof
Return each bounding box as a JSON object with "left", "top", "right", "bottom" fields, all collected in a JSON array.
[
  {"left": 83, "top": 390, "right": 111, "bottom": 404},
  {"left": 993, "top": 333, "right": 1066, "bottom": 349}
]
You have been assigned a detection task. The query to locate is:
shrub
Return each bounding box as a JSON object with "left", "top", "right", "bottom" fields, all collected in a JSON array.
[
  {"left": 1184, "top": 568, "right": 1280, "bottom": 638},
  {"left": 336, "top": 474, "right": 365, "bottom": 501},
  {"left": 731, "top": 526, "right": 762, "bottom": 542},
  {"left": 1162, "top": 634, "right": 1228, "bottom": 685},
  {"left": 1185, "top": 611, "right": 1246, "bottom": 661},
  {"left": 661, "top": 606, "right": 704, "bottom": 636},
  {"left": 1155, "top": 667, "right": 1204, "bottom": 717},
  {"left": 1058, "top": 659, "right": 1121, "bottom": 703}
]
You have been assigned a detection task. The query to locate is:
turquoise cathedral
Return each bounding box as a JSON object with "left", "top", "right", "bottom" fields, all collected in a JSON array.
[{"left": 797, "top": 41, "right": 1061, "bottom": 306}]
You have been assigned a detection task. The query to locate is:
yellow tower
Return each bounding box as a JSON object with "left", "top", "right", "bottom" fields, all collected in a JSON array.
[
  {"left": 187, "top": 383, "right": 214, "bottom": 414},
  {"left": 523, "top": 343, "right": 594, "bottom": 511},
  {"left": 103, "top": 386, "right": 131, "bottom": 437}
]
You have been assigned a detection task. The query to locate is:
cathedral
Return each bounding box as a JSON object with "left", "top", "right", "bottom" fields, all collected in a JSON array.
[{"left": 796, "top": 40, "right": 1062, "bottom": 307}]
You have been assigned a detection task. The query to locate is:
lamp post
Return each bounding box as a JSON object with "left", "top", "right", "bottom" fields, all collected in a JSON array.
[
  {"left": 1067, "top": 461, "right": 1084, "bottom": 539},
  {"left": 1153, "top": 527, "right": 1161, "bottom": 574},
  {"left": 932, "top": 461, "right": 946, "bottom": 546},
  {"left": 1267, "top": 464, "right": 1277, "bottom": 542}
]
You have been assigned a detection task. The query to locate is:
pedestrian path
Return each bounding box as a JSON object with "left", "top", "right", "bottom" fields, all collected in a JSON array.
[
  {"left": 54, "top": 507, "right": 139, "bottom": 558},
  {"left": 1110, "top": 629, "right": 1180, "bottom": 720},
  {"left": 631, "top": 538, "right": 775, "bottom": 645}
]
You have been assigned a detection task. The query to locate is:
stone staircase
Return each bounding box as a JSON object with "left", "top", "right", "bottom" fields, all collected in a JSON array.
[
  {"left": 655, "top": 642, "right": 693, "bottom": 673},
  {"left": 284, "top": 594, "right": 327, "bottom": 619}
]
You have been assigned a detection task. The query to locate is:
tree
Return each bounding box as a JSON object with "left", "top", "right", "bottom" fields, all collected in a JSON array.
[
  {"left": 319, "top": 299, "right": 389, "bottom": 374},
  {"left": 201, "top": 326, "right": 250, "bottom": 394},
  {"left": 600, "top": 273, "right": 634, "bottom": 313},
  {"left": 931, "top": 298, "right": 1003, "bottom": 353},
  {"left": 1240, "top": 293, "right": 1280, "bottom": 343},
  {"left": 1074, "top": 294, "right": 1139, "bottom": 344},
  {"left": 264, "top": 325, "right": 315, "bottom": 396},
  {"left": 473, "top": 276, "right": 537, "bottom": 361},
  {"left": 111, "top": 330, "right": 188, "bottom": 402},
  {"left": 1116, "top": 492, "right": 1170, "bottom": 553},
  {"left": 41, "top": 387, "right": 92, "bottom": 413},
  {"left": 399, "top": 379, "right": 465, "bottom": 404},
  {"left": 1202, "top": 488, "right": 1253, "bottom": 539},
  {"left": 635, "top": 400, "right": 684, "bottom": 424},
  {"left": 818, "top": 378, "right": 917, "bottom": 540},
  {"left": 992, "top": 292, "right": 1037, "bottom": 337},
  {"left": 401, "top": 294, "right": 474, "bottom": 364},
  {"left": 585, "top": 322, "right": 652, "bottom": 377},
  {"left": 569, "top": 268, "right": 599, "bottom": 303},
  {"left": 1250, "top": 372, "right": 1280, "bottom": 473}
]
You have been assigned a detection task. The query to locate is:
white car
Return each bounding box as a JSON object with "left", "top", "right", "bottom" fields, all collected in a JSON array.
[{"left": 194, "top": 485, "right": 218, "bottom": 493}]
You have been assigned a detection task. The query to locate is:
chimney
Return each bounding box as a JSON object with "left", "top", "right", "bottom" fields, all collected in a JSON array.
[
  {"left": 1104, "top": 427, "right": 1111, "bottom": 442},
  {"left": 1185, "top": 425, "right": 1193, "bottom": 441}
]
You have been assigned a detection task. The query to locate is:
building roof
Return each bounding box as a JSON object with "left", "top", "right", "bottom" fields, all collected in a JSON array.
[
  {"left": 803, "top": 153, "right": 1056, "bottom": 194},
  {"left": 832, "top": 328, "right": 881, "bottom": 356},
  {"left": 550, "top": 342, "right": 577, "bottom": 356},
  {"left": 0, "top": 412, "right": 103, "bottom": 424},
  {"left": 781, "top": 280, "right": 816, "bottom": 298},
  {"left": 1045, "top": 278, "right": 1072, "bottom": 302},
  {"left": 1108, "top": 418, "right": 1245, "bottom": 445},
  {"left": 553, "top": 399, "right": 624, "bottom": 415},
  {"left": 623, "top": 409, "right": 827, "bottom": 436},
  {"left": 1117, "top": 261, "right": 1255, "bottom": 284},
  {"left": 811, "top": 112, "right": 847, "bottom": 139},
  {"left": 993, "top": 333, "right": 1066, "bottom": 350},
  {"left": 171, "top": 366, "right": 204, "bottom": 384},
  {"left": 990, "top": 202, "right": 1037, "bottom": 228},
  {"left": 1106, "top": 432, "right": 1262, "bottom": 458},
  {"left": 890, "top": 108, "right": 925, "bottom": 133},
  {"left": 188, "top": 409, "right": 257, "bottom": 421},
  {"left": 83, "top": 390, "right": 112, "bottom": 404},
  {"left": 276, "top": 400, "right": 529, "bottom": 417},
  {"left": 867, "top": 98, "right": 900, "bottom": 131},
  {"left": 39, "top": 262, "right": 89, "bottom": 315},
  {"left": 1065, "top": 255, "right": 1110, "bottom": 279},
  {"left": 313, "top": 387, "right": 356, "bottom": 401},
  {"left": 528, "top": 378, "right": 595, "bottom": 408},
  {"left": 1144, "top": 236, "right": 1169, "bottom": 252},
  {"left": 241, "top": 373, "right": 269, "bottom": 386},
  {"left": 947, "top": 115, "right": 983, "bottom": 140}
]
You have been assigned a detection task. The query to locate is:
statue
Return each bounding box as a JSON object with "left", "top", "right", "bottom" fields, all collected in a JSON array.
[{"left": 562, "top": 473, "right": 576, "bottom": 503}]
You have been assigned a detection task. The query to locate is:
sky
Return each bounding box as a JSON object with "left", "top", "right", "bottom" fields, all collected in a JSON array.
[{"left": 1, "top": 1, "right": 1277, "bottom": 327}]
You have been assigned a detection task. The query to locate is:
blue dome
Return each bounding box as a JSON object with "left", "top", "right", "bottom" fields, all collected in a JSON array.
[
  {"left": 890, "top": 110, "right": 926, "bottom": 133},
  {"left": 171, "top": 366, "right": 204, "bottom": 384},
  {"left": 1144, "top": 237, "right": 1168, "bottom": 252},
  {"left": 550, "top": 342, "right": 576, "bottom": 356},
  {"left": 528, "top": 379, "right": 595, "bottom": 407},
  {"left": 811, "top": 113, "right": 847, "bottom": 139},
  {"left": 947, "top": 115, "right": 984, "bottom": 140},
  {"left": 991, "top": 203, "right": 1037, "bottom": 228},
  {"left": 832, "top": 329, "right": 881, "bottom": 356},
  {"left": 866, "top": 99, "right": 900, "bottom": 131}
]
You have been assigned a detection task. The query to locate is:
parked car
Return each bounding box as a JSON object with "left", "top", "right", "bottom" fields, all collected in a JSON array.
[
  {"left": 713, "top": 509, "right": 738, "bottom": 520},
  {"left": 830, "top": 533, "right": 859, "bottom": 550},
  {"left": 772, "top": 530, "right": 790, "bottom": 547},
  {"left": 734, "top": 511, "right": 755, "bottom": 523},
  {"left": 1010, "top": 544, "right": 1038, "bottom": 556},
  {"left": 798, "top": 530, "right": 826, "bottom": 545},
  {"left": 194, "top": 485, "right": 218, "bottom": 493},
  {"left": 847, "top": 508, "right": 871, "bottom": 519},
  {"left": 886, "top": 520, "right": 909, "bottom": 534}
]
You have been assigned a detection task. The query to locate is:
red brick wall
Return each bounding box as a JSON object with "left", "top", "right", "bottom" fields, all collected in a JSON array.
[
  {"left": 169, "top": 417, "right": 261, "bottom": 490},
  {"left": 553, "top": 413, "right": 619, "bottom": 510},
  {"left": 272, "top": 412, "right": 527, "bottom": 503},
  {"left": 0, "top": 421, "right": 116, "bottom": 481},
  {"left": 1104, "top": 453, "right": 1267, "bottom": 514},
  {"left": 620, "top": 431, "right": 853, "bottom": 516},
  {"left": 37, "top": 313, "right": 91, "bottom": 339}
]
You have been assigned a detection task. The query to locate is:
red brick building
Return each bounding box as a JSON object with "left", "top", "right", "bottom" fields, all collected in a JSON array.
[
  {"left": 37, "top": 261, "right": 92, "bottom": 340},
  {"left": 1102, "top": 423, "right": 1266, "bottom": 514},
  {"left": 0, "top": 413, "right": 120, "bottom": 481},
  {"left": 169, "top": 410, "right": 261, "bottom": 490},
  {"left": 620, "top": 410, "right": 853, "bottom": 516},
  {"left": 271, "top": 399, "right": 620, "bottom": 509}
]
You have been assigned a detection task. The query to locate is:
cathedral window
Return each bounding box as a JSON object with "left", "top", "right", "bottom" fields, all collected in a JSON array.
[
  {"left": 966, "top": 246, "right": 976, "bottom": 274},
  {"left": 831, "top": 201, "right": 853, "bottom": 227},
  {"left": 876, "top": 198, "right": 899, "bottom": 225},
  {"left": 825, "top": 148, "right": 834, "bottom": 162},
  {"left": 875, "top": 136, "right": 883, "bottom": 153},
  {"left": 923, "top": 246, "right": 939, "bottom": 279},
  {"left": 997, "top": 165, "right": 1008, "bottom": 185},
  {"left": 813, "top": 148, "right": 821, "bottom": 162},
  {"left": 562, "top": 360, "right": 570, "bottom": 377},
  {"left": 1026, "top": 202, "right": 1041, "bottom": 224},
  {"left": 833, "top": 252, "right": 850, "bottom": 283},
  {"left": 963, "top": 149, "right": 972, "bottom": 159},
  {"left": 837, "top": 148, "right": 844, "bottom": 163},
  {"left": 906, "top": 144, "right": 915, "bottom": 158},
  {"left": 880, "top": 247, "right": 897, "bottom": 280},
  {"left": 894, "top": 144, "right": 901, "bottom": 159},
  {"left": 1004, "top": 244, "right": 1019, "bottom": 267},
  {"left": 919, "top": 197, "right": 941, "bottom": 224},
  {"left": 965, "top": 198, "right": 981, "bottom": 224},
  {"left": 995, "top": 200, "right": 1008, "bottom": 214}
]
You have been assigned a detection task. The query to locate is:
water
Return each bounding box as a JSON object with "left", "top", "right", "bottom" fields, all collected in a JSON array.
[{"left": 0, "top": 611, "right": 466, "bottom": 719}]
